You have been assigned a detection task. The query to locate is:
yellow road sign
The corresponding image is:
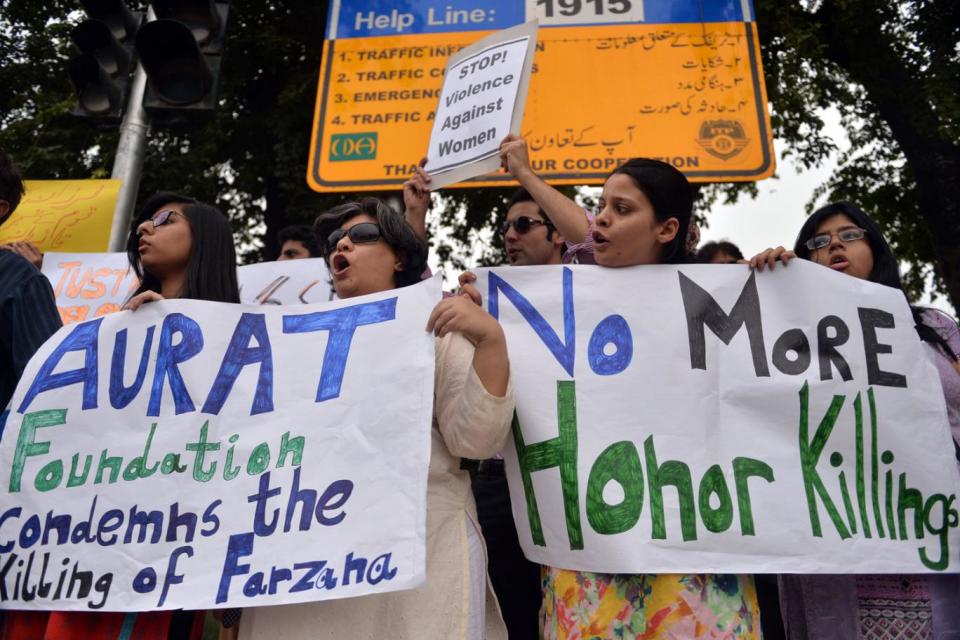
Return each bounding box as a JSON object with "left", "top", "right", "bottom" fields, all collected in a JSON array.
[{"left": 308, "top": 2, "right": 774, "bottom": 191}]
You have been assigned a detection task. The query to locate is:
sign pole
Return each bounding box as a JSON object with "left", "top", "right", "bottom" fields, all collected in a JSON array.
[{"left": 107, "top": 60, "right": 149, "bottom": 253}]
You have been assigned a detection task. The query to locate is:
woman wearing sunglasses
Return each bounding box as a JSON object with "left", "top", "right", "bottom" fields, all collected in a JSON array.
[
  {"left": 238, "top": 197, "right": 514, "bottom": 640},
  {"left": 748, "top": 202, "right": 960, "bottom": 640}
]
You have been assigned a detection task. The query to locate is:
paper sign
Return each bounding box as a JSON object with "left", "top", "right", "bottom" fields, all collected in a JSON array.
[
  {"left": 424, "top": 21, "right": 538, "bottom": 188},
  {"left": 42, "top": 252, "right": 139, "bottom": 326},
  {"left": 0, "top": 278, "right": 439, "bottom": 611},
  {"left": 474, "top": 262, "right": 960, "bottom": 574},
  {"left": 0, "top": 180, "right": 120, "bottom": 252},
  {"left": 238, "top": 258, "right": 333, "bottom": 305}
]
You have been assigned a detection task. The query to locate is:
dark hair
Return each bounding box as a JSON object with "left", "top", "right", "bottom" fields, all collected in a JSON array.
[
  {"left": 0, "top": 149, "right": 26, "bottom": 224},
  {"left": 794, "top": 201, "right": 957, "bottom": 359},
  {"left": 794, "top": 202, "right": 901, "bottom": 288},
  {"left": 506, "top": 188, "right": 556, "bottom": 241},
  {"left": 698, "top": 240, "right": 744, "bottom": 262},
  {"left": 277, "top": 224, "right": 320, "bottom": 257},
  {"left": 314, "top": 197, "right": 427, "bottom": 289},
  {"left": 608, "top": 158, "right": 694, "bottom": 264},
  {"left": 127, "top": 191, "right": 240, "bottom": 303}
]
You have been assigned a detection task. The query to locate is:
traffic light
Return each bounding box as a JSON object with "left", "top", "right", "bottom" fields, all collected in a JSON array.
[
  {"left": 68, "top": 0, "right": 142, "bottom": 119},
  {"left": 136, "top": 1, "right": 229, "bottom": 113}
]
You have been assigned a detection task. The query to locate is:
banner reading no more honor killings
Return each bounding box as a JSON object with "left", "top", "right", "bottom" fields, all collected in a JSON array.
[
  {"left": 474, "top": 262, "right": 960, "bottom": 574},
  {"left": 0, "top": 278, "right": 440, "bottom": 611}
]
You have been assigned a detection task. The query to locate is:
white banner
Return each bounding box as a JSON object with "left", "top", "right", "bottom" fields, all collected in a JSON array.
[
  {"left": 238, "top": 258, "right": 333, "bottom": 305},
  {"left": 474, "top": 262, "right": 960, "bottom": 574},
  {"left": 0, "top": 277, "right": 439, "bottom": 611}
]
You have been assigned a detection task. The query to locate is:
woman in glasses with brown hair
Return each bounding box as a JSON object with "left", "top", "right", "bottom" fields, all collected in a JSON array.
[
  {"left": 238, "top": 197, "right": 514, "bottom": 640},
  {"left": 749, "top": 201, "right": 960, "bottom": 640}
]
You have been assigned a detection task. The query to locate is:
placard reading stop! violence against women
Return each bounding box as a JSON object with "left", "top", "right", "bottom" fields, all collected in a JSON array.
[{"left": 424, "top": 20, "right": 538, "bottom": 188}]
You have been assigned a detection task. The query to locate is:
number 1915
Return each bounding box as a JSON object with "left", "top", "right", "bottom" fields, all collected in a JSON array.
[{"left": 536, "top": 0, "right": 632, "bottom": 18}]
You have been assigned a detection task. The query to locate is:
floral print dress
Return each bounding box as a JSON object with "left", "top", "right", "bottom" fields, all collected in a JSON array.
[{"left": 541, "top": 568, "right": 761, "bottom": 639}]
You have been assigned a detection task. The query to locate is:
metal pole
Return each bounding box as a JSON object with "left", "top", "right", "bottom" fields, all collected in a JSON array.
[{"left": 107, "top": 8, "right": 153, "bottom": 252}]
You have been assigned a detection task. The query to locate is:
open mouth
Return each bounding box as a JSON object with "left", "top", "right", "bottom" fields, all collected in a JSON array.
[
  {"left": 331, "top": 253, "right": 350, "bottom": 275},
  {"left": 592, "top": 230, "right": 609, "bottom": 249},
  {"left": 829, "top": 254, "right": 849, "bottom": 270}
]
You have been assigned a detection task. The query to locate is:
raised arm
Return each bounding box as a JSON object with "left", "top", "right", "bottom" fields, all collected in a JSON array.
[
  {"left": 499, "top": 134, "right": 590, "bottom": 243},
  {"left": 403, "top": 157, "right": 431, "bottom": 241}
]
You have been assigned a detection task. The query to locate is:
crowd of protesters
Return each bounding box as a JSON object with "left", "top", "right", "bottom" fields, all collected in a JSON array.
[{"left": 1, "top": 140, "right": 958, "bottom": 640}]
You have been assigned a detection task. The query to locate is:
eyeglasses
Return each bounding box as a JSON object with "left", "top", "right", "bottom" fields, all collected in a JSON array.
[
  {"left": 804, "top": 227, "right": 868, "bottom": 251},
  {"left": 326, "top": 222, "right": 382, "bottom": 253},
  {"left": 148, "top": 209, "right": 178, "bottom": 228},
  {"left": 500, "top": 216, "right": 552, "bottom": 235}
]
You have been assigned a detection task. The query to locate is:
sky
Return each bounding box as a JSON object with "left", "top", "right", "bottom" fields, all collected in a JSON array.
[{"left": 696, "top": 138, "right": 833, "bottom": 257}]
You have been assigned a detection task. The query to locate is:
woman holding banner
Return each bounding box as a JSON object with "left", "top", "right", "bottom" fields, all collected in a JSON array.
[
  {"left": 123, "top": 192, "right": 241, "bottom": 309},
  {"left": 492, "top": 138, "right": 763, "bottom": 639},
  {"left": 749, "top": 202, "right": 960, "bottom": 640},
  {"left": 0, "top": 192, "right": 241, "bottom": 640},
  {"left": 237, "top": 197, "right": 513, "bottom": 640}
]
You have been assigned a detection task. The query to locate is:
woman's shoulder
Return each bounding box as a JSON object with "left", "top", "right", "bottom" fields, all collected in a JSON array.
[{"left": 919, "top": 307, "right": 960, "bottom": 334}]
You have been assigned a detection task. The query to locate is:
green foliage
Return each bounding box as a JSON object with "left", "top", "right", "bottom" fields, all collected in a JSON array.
[{"left": 1, "top": 0, "right": 359, "bottom": 262}]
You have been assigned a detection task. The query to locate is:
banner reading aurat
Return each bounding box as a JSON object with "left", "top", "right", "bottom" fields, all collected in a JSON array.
[
  {"left": 0, "top": 278, "right": 439, "bottom": 611},
  {"left": 474, "top": 262, "right": 960, "bottom": 574}
]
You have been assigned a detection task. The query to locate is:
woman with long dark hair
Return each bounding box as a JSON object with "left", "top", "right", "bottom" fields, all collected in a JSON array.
[
  {"left": 3, "top": 192, "right": 241, "bottom": 640},
  {"left": 487, "top": 139, "right": 762, "bottom": 638},
  {"left": 749, "top": 201, "right": 960, "bottom": 639},
  {"left": 124, "top": 191, "right": 240, "bottom": 308}
]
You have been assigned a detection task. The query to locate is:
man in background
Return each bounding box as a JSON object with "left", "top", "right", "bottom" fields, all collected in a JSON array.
[
  {"left": 276, "top": 224, "right": 320, "bottom": 261},
  {"left": 501, "top": 188, "right": 564, "bottom": 267}
]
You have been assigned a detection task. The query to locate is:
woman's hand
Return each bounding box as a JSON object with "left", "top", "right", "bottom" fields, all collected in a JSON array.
[
  {"left": 403, "top": 157, "right": 431, "bottom": 240},
  {"left": 457, "top": 271, "right": 482, "bottom": 306},
  {"left": 743, "top": 247, "right": 795, "bottom": 271},
  {"left": 123, "top": 290, "right": 165, "bottom": 311},
  {"left": 427, "top": 294, "right": 503, "bottom": 345},
  {"left": 499, "top": 134, "right": 533, "bottom": 180}
]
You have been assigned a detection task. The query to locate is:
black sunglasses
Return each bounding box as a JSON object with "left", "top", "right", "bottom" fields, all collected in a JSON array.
[
  {"left": 500, "top": 216, "right": 552, "bottom": 235},
  {"left": 326, "top": 222, "right": 382, "bottom": 253}
]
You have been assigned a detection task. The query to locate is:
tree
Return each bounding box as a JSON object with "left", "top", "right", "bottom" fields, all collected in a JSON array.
[
  {"left": 752, "top": 0, "right": 960, "bottom": 308},
  {"left": 0, "top": 0, "right": 353, "bottom": 261},
  {"left": 2, "top": 1, "right": 957, "bottom": 311}
]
